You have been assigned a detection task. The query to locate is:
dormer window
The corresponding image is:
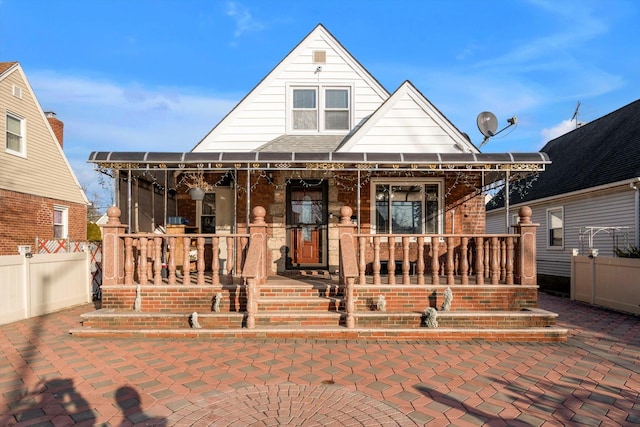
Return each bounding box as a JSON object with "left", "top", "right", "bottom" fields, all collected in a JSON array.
[
  {"left": 290, "top": 85, "right": 351, "bottom": 133},
  {"left": 325, "top": 89, "right": 349, "bottom": 130},
  {"left": 293, "top": 89, "right": 317, "bottom": 130}
]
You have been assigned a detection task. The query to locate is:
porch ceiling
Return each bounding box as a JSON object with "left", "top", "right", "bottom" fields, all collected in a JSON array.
[{"left": 88, "top": 151, "right": 549, "bottom": 172}]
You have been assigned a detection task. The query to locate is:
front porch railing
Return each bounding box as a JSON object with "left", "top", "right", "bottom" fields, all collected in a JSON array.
[
  {"left": 120, "top": 233, "right": 249, "bottom": 286},
  {"left": 339, "top": 205, "right": 539, "bottom": 288}
]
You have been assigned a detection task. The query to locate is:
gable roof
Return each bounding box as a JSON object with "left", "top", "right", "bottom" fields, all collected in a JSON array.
[
  {"left": 490, "top": 98, "right": 640, "bottom": 208},
  {"left": 191, "top": 24, "right": 389, "bottom": 152},
  {"left": 0, "top": 62, "right": 18, "bottom": 75},
  {"left": 336, "top": 81, "right": 479, "bottom": 153},
  {"left": 0, "top": 61, "right": 89, "bottom": 205}
]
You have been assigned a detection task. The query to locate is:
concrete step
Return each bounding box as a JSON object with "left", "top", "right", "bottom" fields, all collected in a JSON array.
[
  {"left": 79, "top": 308, "right": 558, "bottom": 330},
  {"left": 69, "top": 325, "right": 568, "bottom": 342}
]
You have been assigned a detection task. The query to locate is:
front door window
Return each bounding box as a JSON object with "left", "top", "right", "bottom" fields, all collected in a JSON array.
[{"left": 287, "top": 182, "right": 327, "bottom": 267}]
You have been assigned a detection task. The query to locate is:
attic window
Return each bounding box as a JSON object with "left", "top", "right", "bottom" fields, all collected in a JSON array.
[
  {"left": 313, "top": 50, "right": 326, "bottom": 64},
  {"left": 12, "top": 85, "right": 22, "bottom": 99}
]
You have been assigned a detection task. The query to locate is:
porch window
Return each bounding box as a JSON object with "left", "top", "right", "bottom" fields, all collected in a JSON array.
[
  {"left": 200, "top": 193, "right": 216, "bottom": 233},
  {"left": 547, "top": 207, "right": 563, "bottom": 248},
  {"left": 53, "top": 205, "right": 68, "bottom": 239},
  {"left": 373, "top": 182, "right": 442, "bottom": 234},
  {"left": 290, "top": 86, "right": 350, "bottom": 132},
  {"left": 6, "top": 113, "right": 25, "bottom": 156}
]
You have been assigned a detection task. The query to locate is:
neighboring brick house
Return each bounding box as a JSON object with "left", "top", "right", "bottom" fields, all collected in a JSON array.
[{"left": 0, "top": 62, "right": 89, "bottom": 255}]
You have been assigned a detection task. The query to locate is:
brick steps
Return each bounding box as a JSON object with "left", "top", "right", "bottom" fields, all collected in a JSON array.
[
  {"left": 72, "top": 275, "right": 568, "bottom": 342},
  {"left": 78, "top": 308, "right": 559, "bottom": 330}
]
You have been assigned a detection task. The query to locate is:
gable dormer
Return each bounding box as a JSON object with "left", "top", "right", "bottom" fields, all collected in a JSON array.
[
  {"left": 337, "top": 81, "right": 480, "bottom": 154},
  {"left": 192, "top": 24, "right": 389, "bottom": 152}
]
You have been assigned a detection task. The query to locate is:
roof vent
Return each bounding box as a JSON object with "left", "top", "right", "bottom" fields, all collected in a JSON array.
[
  {"left": 12, "top": 85, "right": 22, "bottom": 98},
  {"left": 313, "top": 50, "right": 326, "bottom": 64}
]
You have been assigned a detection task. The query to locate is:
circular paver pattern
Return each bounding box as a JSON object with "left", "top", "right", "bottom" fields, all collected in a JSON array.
[{"left": 183, "top": 384, "right": 418, "bottom": 426}]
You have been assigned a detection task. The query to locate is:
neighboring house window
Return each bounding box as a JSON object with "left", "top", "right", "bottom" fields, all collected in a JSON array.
[
  {"left": 290, "top": 86, "right": 350, "bottom": 132},
  {"left": 200, "top": 193, "right": 216, "bottom": 233},
  {"left": 547, "top": 207, "right": 563, "bottom": 248},
  {"left": 6, "top": 113, "right": 26, "bottom": 156},
  {"left": 53, "top": 206, "right": 68, "bottom": 239},
  {"left": 372, "top": 180, "right": 442, "bottom": 234}
]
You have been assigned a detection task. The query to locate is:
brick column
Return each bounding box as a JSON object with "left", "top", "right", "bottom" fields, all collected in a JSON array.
[
  {"left": 338, "top": 206, "right": 357, "bottom": 328},
  {"left": 101, "top": 205, "right": 127, "bottom": 286},
  {"left": 248, "top": 206, "right": 268, "bottom": 283},
  {"left": 513, "top": 206, "right": 539, "bottom": 285}
]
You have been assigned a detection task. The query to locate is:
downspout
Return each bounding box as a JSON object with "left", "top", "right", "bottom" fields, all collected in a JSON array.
[
  {"left": 127, "top": 170, "right": 132, "bottom": 233},
  {"left": 633, "top": 178, "right": 640, "bottom": 247},
  {"left": 357, "top": 169, "right": 361, "bottom": 233},
  {"left": 164, "top": 171, "right": 168, "bottom": 228},
  {"left": 505, "top": 170, "right": 510, "bottom": 233},
  {"left": 246, "top": 166, "right": 251, "bottom": 228},
  {"left": 151, "top": 176, "right": 155, "bottom": 230}
]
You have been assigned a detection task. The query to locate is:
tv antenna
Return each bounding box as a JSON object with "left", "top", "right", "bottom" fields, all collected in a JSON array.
[
  {"left": 571, "top": 101, "right": 581, "bottom": 129},
  {"left": 477, "top": 111, "right": 517, "bottom": 147}
]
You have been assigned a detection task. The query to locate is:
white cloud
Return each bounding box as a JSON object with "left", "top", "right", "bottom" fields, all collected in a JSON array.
[
  {"left": 27, "top": 71, "right": 238, "bottom": 210},
  {"left": 225, "top": 1, "right": 265, "bottom": 39},
  {"left": 540, "top": 119, "right": 578, "bottom": 144}
]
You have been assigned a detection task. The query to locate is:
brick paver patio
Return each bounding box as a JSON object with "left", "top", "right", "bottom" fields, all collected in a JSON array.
[{"left": 1, "top": 293, "right": 639, "bottom": 426}]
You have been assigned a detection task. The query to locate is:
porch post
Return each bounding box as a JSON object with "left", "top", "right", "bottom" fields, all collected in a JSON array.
[
  {"left": 248, "top": 206, "right": 268, "bottom": 283},
  {"left": 338, "top": 206, "right": 358, "bottom": 329},
  {"left": 102, "top": 205, "right": 127, "bottom": 286},
  {"left": 513, "top": 206, "right": 539, "bottom": 285},
  {"left": 337, "top": 206, "right": 357, "bottom": 285}
]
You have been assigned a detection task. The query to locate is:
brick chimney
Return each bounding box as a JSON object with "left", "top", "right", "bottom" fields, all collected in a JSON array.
[{"left": 45, "top": 111, "right": 64, "bottom": 148}]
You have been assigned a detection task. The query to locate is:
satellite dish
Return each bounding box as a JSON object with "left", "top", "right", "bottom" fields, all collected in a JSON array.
[{"left": 477, "top": 111, "right": 498, "bottom": 137}]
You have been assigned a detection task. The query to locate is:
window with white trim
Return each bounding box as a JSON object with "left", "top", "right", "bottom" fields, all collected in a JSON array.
[
  {"left": 6, "top": 113, "right": 26, "bottom": 156},
  {"left": 372, "top": 180, "right": 443, "bottom": 234},
  {"left": 290, "top": 86, "right": 350, "bottom": 132},
  {"left": 547, "top": 207, "right": 563, "bottom": 248},
  {"left": 53, "top": 205, "right": 68, "bottom": 239}
]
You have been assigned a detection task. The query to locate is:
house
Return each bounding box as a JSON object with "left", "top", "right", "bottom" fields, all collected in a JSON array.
[
  {"left": 79, "top": 25, "right": 566, "bottom": 341},
  {"left": 0, "top": 62, "right": 89, "bottom": 255},
  {"left": 487, "top": 99, "right": 640, "bottom": 295},
  {"left": 90, "top": 24, "right": 548, "bottom": 275}
]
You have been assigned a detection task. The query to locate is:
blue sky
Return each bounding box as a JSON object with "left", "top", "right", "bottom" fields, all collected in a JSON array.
[{"left": 1, "top": 0, "right": 639, "bottom": 210}]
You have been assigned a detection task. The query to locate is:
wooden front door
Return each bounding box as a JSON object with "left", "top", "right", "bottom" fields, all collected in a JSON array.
[{"left": 287, "top": 182, "right": 327, "bottom": 267}]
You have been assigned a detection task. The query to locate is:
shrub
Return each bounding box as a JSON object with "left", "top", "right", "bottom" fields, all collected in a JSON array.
[
  {"left": 614, "top": 245, "right": 640, "bottom": 258},
  {"left": 87, "top": 222, "right": 102, "bottom": 242}
]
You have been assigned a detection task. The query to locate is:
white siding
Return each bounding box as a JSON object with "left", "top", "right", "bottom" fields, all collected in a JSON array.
[
  {"left": 487, "top": 185, "right": 638, "bottom": 278},
  {"left": 338, "top": 82, "right": 476, "bottom": 154},
  {"left": 194, "top": 27, "right": 387, "bottom": 152}
]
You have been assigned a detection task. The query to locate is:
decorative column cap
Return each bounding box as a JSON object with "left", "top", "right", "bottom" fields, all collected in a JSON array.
[
  {"left": 340, "top": 206, "right": 353, "bottom": 225},
  {"left": 106, "top": 205, "right": 122, "bottom": 225},
  {"left": 518, "top": 206, "right": 532, "bottom": 224},
  {"left": 252, "top": 206, "right": 266, "bottom": 225}
]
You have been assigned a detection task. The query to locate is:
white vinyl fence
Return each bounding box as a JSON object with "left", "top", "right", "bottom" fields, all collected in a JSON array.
[
  {"left": 571, "top": 255, "right": 640, "bottom": 316},
  {"left": 0, "top": 251, "right": 92, "bottom": 325}
]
